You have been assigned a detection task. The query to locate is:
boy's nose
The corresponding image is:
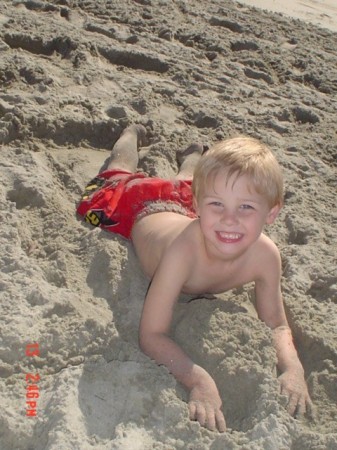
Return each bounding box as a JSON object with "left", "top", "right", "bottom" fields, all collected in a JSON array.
[{"left": 220, "top": 210, "right": 238, "bottom": 225}]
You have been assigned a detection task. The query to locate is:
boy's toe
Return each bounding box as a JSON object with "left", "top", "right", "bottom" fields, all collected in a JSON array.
[
  {"left": 135, "top": 124, "right": 148, "bottom": 147},
  {"left": 176, "top": 142, "right": 203, "bottom": 165}
]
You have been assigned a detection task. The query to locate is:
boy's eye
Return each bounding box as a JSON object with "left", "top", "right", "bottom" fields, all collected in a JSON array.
[
  {"left": 240, "top": 204, "right": 254, "bottom": 210},
  {"left": 209, "top": 201, "right": 223, "bottom": 207}
]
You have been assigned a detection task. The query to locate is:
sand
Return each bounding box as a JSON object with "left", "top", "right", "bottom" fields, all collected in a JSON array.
[
  {"left": 236, "top": 0, "right": 337, "bottom": 33},
  {"left": 0, "top": 0, "right": 336, "bottom": 449}
]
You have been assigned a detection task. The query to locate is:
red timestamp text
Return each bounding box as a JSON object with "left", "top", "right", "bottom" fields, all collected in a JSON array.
[{"left": 25, "top": 343, "right": 40, "bottom": 417}]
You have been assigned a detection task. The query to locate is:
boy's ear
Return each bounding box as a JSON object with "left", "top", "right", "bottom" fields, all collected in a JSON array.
[{"left": 266, "top": 203, "right": 282, "bottom": 224}]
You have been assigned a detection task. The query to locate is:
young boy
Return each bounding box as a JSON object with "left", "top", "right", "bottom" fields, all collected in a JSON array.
[{"left": 77, "top": 124, "right": 312, "bottom": 433}]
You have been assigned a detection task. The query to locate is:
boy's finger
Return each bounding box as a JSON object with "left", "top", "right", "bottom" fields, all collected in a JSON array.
[
  {"left": 188, "top": 401, "right": 197, "bottom": 421},
  {"left": 287, "top": 394, "right": 299, "bottom": 416},
  {"left": 215, "top": 410, "right": 227, "bottom": 433},
  {"left": 205, "top": 409, "right": 216, "bottom": 431},
  {"left": 306, "top": 398, "right": 316, "bottom": 421},
  {"left": 189, "top": 401, "right": 207, "bottom": 427},
  {"left": 195, "top": 403, "right": 207, "bottom": 427},
  {"left": 295, "top": 399, "right": 306, "bottom": 418}
]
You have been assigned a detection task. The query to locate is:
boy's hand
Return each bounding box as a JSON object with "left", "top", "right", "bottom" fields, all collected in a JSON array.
[
  {"left": 278, "top": 368, "right": 313, "bottom": 418},
  {"left": 188, "top": 381, "right": 226, "bottom": 432}
]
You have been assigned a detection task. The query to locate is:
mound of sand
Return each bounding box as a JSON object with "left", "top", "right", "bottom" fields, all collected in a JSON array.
[{"left": 0, "top": 0, "right": 336, "bottom": 449}]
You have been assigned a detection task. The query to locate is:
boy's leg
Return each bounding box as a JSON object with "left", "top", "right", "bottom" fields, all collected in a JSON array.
[
  {"left": 106, "top": 124, "right": 147, "bottom": 172},
  {"left": 175, "top": 143, "right": 203, "bottom": 180}
]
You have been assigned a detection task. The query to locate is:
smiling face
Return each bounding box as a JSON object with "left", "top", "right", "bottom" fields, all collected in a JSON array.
[{"left": 195, "top": 169, "right": 281, "bottom": 260}]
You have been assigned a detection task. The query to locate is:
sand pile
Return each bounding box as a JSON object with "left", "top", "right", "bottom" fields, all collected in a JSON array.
[{"left": 0, "top": 0, "right": 336, "bottom": 449}]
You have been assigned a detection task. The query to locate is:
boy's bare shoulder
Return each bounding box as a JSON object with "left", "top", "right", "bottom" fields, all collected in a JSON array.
[
  {"left": 257, "top": 233, "right": 281, "bottom": 259},
  {"left": 252, "top": 233, "right": 282, "bottom": 278}
]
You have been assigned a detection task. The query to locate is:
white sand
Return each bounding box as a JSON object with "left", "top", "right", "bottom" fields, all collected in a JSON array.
[
  {"left": 0, "top": 0, "right": 336, "bottom": 449},
  {"left": 236, "top": 0, "right": 337, "bottom": 32}
]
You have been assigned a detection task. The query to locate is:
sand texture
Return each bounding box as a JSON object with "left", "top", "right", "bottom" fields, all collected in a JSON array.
[{"left": 0, "top": 0, "right": 336, "bottom": 449}]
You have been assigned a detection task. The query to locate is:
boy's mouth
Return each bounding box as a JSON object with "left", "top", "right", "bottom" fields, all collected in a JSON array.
[{"left": 216, "top": 231, "right": 243, "bottom": 243}]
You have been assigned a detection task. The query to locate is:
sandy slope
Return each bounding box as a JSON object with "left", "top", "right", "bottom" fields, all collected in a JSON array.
[{"left": 0, "top": 0, "right": 336, "bottom": 449}]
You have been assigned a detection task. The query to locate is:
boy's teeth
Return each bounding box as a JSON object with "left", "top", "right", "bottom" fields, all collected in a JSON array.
[{"left": 219, "top": 232, "right": 241, "bottom": 239}]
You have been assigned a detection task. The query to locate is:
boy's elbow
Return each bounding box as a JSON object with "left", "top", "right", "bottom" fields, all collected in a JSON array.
[
  {"left": 138, "top": 330, "right": 154, "bottom": 355},
  {"left": 139, "top": 329, "right": 164, "bottom": 358}
]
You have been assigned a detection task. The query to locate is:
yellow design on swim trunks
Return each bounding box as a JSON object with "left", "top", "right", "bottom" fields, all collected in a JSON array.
[
  {"left": 85, "top": 210, "right": 101, "bottom": 226},
  {"left": 81, "top": 176, "right": 106, "bottom": 200}
]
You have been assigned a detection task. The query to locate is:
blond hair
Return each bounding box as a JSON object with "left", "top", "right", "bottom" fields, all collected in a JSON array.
[{"left": 192, "top": 136, "right": 284, "bottom": 207}]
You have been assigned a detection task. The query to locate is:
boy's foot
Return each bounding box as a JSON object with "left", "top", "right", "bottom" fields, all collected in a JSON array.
[
  {"left": 176, "top": 143, "right": 203, "bottom": 180},
  {"left": 121, "top": 124, "right": 148, "bottom": 148},
  {"left": 176, "top": 142, "right": 204, "bottom": 166}
]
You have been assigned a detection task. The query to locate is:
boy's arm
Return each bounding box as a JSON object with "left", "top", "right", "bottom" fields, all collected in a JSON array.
[
  {"left": 254, "top": 241, "right": 313, "bottom": 417},
  {"left": 139, "top": 244, "right": 226, "bottom": 432}
]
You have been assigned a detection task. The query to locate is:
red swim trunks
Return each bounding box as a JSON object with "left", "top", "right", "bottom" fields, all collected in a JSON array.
[{"left": 76, "top": 170, "right": 197, "bottom": 239}]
